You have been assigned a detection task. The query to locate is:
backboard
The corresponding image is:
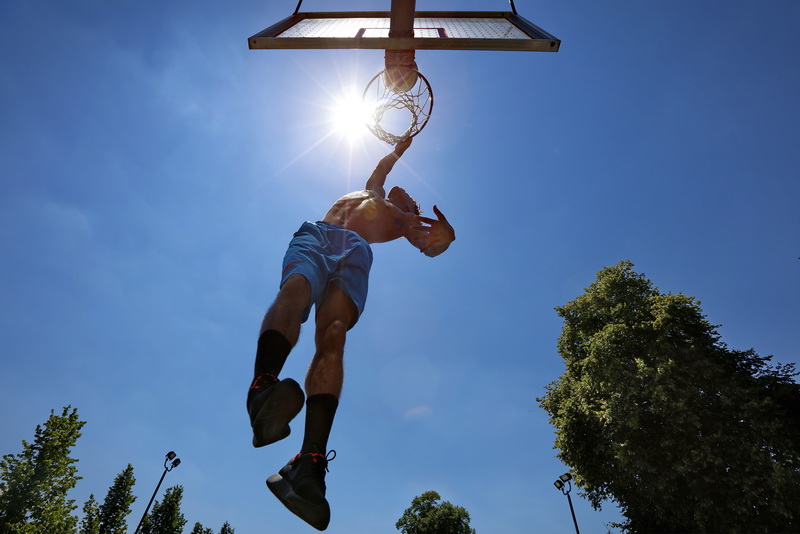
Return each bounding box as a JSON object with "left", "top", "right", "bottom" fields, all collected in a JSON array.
[{"left": 248, "top": 11, "right": 560, "bottom": 52}]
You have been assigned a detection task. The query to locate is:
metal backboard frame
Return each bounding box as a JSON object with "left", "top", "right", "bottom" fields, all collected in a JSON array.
[{"left": 248, "top": 11, "right": 560, "bottom": 52}]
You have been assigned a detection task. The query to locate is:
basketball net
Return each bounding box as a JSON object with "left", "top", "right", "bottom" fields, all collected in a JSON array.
[{"left": 363, "top": 53, "right": 433, "bottom": 145}]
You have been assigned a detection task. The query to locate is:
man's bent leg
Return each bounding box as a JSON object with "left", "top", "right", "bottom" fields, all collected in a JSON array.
[
  {"left": 249, "top": 274, "right": 311, "bottom": 448},
  {"left": 255, "top": 274, "right": 312, "bottom": 380},
  {"left": 260, "top": 273, "right": 312, "bottom": 343}
]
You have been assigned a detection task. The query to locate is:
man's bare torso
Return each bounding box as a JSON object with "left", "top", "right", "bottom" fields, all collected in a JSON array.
[{"left": 322, "top": 190, "right": 409, "bottom": 244}]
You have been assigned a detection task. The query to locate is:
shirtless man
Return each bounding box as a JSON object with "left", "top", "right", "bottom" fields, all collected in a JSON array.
[{"left": 246, "top": 138, "right": 455, "bottom": 531}]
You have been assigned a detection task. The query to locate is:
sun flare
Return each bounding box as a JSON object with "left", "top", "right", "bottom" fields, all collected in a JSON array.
[{"left": 330, "top": 92, "right": 372, "bottom": 140}]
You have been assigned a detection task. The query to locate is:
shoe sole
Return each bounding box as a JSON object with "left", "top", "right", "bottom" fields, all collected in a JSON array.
[
  {"left": 250, "top": 379, "right": 304, "bottom": 448},
  {"left": 266, "top": 473, "right": 330, "bottom": 531}
]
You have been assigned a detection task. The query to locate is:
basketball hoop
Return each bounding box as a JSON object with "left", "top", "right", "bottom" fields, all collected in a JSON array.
[
  {"left": 362, "top": 66, "right": 433, "bottom": 145},
  {"left": 250, "top": 7, "right": 561, "bottom": 146}
]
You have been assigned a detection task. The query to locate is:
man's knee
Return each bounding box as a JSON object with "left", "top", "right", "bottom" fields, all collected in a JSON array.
[
  {"left": 316, "top": 318, "right": 349, "bottom": 352},
  {"left": 317, "top": 284, "right": 359, "bottom": 330},
  {"left": 322, "top": 318, "right": 348, "bottom": 340}
]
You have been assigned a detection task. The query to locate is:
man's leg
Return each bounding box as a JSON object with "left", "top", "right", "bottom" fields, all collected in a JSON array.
[
  {"left": 255, "top": 273, "right": 311, "bottom": 378},
  {"left": 267, "top": 284, "right": 358, "bottom": 531},
  {"left": 249, "top": 274, "right": 311, "bottom": 448},
  {"left": 301, "top": 283, "right": 358, "bottom": 453}
]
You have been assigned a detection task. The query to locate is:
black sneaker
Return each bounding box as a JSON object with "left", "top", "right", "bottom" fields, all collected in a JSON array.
[
  {"left": 247, "top": 374, "right": 304, "bottom": 448},
  {"left": 267, "top": 451, "right": 336, "bottom": 531}
]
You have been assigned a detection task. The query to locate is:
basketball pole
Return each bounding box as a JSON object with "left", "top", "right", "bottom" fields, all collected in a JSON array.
[
  {"left": 389, "top": 0, "right": 415, "bottom": 38},
  {"left": 386, "top": 0, "right": 416, "bottom": 70}
]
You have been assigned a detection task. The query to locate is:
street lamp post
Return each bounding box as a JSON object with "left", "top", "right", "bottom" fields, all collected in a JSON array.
[
  {"left": 553, "top": 472, "right": 581, "bottom": 534},
  {"left": 134, "top": 451, "right": 182, "bottom": 534}
]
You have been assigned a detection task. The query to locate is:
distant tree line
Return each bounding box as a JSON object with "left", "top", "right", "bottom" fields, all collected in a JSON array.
[
  {"left": 1, "top": 406, "right": 481, "bottom": 534},
  {"left": 0, "top": 406, "right": 234, "bottom": 534}
]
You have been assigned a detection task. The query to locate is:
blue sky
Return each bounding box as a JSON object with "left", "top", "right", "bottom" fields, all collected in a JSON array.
[{"left": 1, "top": 0, "right": 799, "bottom": 533}]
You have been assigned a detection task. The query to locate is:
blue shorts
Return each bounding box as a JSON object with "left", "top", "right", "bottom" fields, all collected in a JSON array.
[{"left": 280, "top": 221, "right": 373, "bottom": 323}]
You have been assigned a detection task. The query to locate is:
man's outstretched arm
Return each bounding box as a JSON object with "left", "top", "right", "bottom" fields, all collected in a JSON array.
[{"left": 365, "top": 138, "right": 412, "bottom": 197}]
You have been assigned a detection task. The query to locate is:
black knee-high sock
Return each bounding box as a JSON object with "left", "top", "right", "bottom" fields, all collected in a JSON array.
[
  {"left": 300, "top": 394, "right": 339, "bottom": 455},
  {"left": 253, "top": 329, "right": 292, "bottom": 383}
]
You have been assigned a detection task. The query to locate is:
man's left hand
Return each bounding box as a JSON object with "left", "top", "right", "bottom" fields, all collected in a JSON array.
[{"left": 408, "top": 205, "right": 455, "bottom": 257}]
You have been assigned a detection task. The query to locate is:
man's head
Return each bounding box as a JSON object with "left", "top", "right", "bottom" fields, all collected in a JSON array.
[
  {"left": 387, "top": 186, "right": 420, "bottom": 215},
  {"left": 388, "top": 186, "right": 427, "bottom": 250}
]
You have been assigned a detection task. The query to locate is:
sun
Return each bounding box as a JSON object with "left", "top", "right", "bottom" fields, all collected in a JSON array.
[{"left": 329, "top": 90, "right": 372, "bottom": 140}]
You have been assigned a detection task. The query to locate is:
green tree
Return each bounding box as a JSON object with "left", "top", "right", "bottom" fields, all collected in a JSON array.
[
  {"left": 0, "top": 406, "right": 86, "bottom": 534},
  {"left": 79, "top": 494, "right": 100, "bottom": 534},
  {"left": 538, "top": 261, "right": 800, "bottom": 533},
  {"left": 98, "top": 464, "right": 136, "bottom": 534},
  {"left": 396, "top": 491, "right": 476, "bottom": 534},
  {"left": 190, "top": 522, "right": 213, "bottom": 534},
  {"left": 218, "top": 521, "right": 235, "bottom": 534},
  {"left": 140, "top": 485, "right": 187, "bottom": 534}
]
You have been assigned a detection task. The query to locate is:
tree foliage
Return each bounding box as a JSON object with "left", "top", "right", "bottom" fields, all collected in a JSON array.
[
  {"left": 98, "top": 463, "right": 136, "bottom": 534},
  {"left": 189, "top": 520, "right": 233, "bottom": 534},
  {"left": 1, "top": 408, "right": 236, "bottom": 534},
  {"left": 0, "top": 406, "right": 86, "bottom": 534},
  {"left": 79, "top": 494, "right": 100, "bottom": 534},
  {"left": 538, "top": 261, "right": 800, "bottom": 533},
  {"left": 190, "top": 522, "right": 214, "bottom": 534},
  {"left": 396, "top": 491, "right": 476, "bottom": 534},
  {"left": 139, "top": 485, "right": 187, "bottom": 534}
]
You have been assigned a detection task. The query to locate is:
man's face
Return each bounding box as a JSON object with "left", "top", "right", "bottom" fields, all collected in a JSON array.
[{"left": 388, "top": 186, "right": 419, "bottom": 215}]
